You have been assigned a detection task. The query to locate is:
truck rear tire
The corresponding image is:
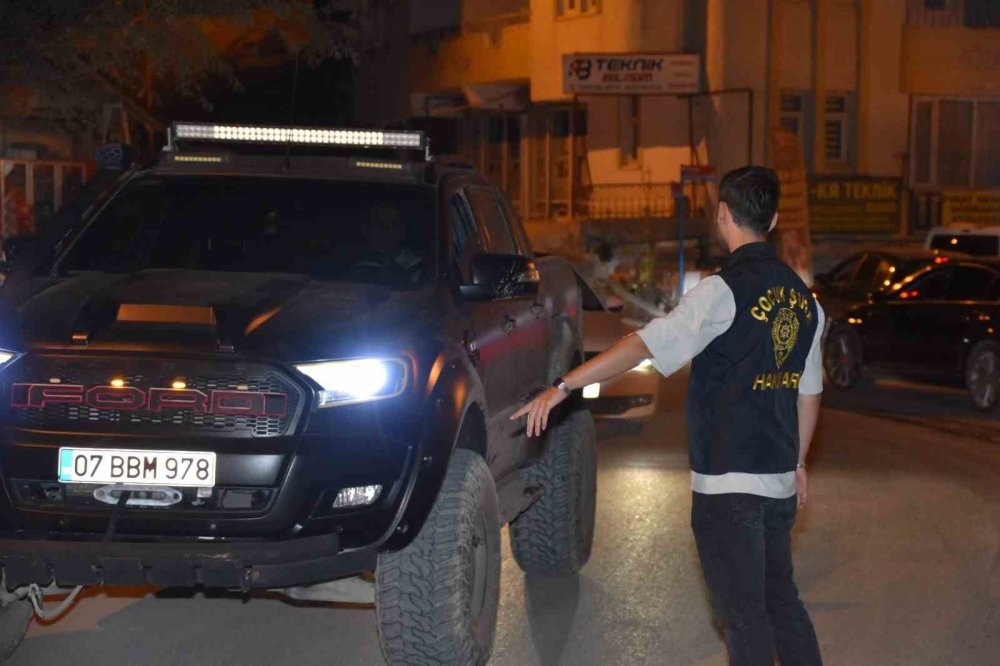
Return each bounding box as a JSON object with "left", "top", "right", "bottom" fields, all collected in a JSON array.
[
  {"left": 0, "top": 599, "right": 32, "bottom": 663},
  {"left": 510, "top": 408, "right": 597, "bottom": 575},
  {"left": 375, "top": 449, "right": 500, "bottom": 666}
]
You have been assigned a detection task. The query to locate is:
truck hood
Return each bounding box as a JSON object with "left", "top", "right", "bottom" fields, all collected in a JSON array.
[{"left": 0, "top": 270, "right": 438, "bottom": 361}]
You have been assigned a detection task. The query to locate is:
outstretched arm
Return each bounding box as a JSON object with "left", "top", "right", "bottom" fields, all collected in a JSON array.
[
  {"left": 512, "top": 275, "right": 737, "bottom": 438},
  {"left": 511, "top": 333, "right": 651, "bottom": 437}
]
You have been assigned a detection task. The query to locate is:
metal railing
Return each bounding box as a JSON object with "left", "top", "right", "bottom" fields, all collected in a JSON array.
[
  {"left": 906, "top": 0, "right": 1000, "bottom": 28},
  {"left": 575, "top": 183, "right": 676, "bottom": 220},
  {"left": 1, "top": 159, "right": 89, "bottom": 238}
]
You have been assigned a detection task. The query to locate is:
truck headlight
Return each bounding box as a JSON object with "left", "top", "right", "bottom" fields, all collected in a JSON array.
[
  {"left": 0, "top": 351, "right": 16, "bottom": 366},
  {"left": 295, "top": 358, "right": 409, "bottom": 408}
]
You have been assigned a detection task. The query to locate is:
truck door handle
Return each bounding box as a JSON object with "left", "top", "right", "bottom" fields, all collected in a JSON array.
[{"left": 502, "top": 315, "right": 517, "bottom": 335}]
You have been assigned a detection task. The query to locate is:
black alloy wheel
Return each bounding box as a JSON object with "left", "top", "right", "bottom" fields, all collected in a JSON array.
[
  {"left": 966, "top": 341, "right": 1000, "bottom": 412},
  {"left": 824, "top": 327, "right": 863, "bottom": 390}
]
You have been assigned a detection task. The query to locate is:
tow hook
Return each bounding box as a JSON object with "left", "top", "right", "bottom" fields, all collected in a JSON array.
[{"left": 94, "top": 484, "right": 182, "bottom": 507}]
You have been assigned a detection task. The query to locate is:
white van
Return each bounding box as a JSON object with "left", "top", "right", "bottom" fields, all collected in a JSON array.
[{"left": 925, "top": 226, "right": 1000, "bottom": 257}]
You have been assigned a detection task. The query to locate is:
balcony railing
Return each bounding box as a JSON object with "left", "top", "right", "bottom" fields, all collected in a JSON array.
[
  {"left": 575, "top": 183, "right": 676, "bottom": 220},
  {"left": 1, "top": 159, "right": 89, "bottom": 238},
  {"left": 906, "top": 0, "right": 1000, "bottom": 28}
]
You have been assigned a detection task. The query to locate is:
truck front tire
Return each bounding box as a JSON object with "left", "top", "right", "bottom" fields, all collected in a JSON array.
[
  {"left": 375, "top": 449, "right": 500, "bottom": 666},
  {"left": 510, "top": 408, "right": 597, "bottom": 575}
]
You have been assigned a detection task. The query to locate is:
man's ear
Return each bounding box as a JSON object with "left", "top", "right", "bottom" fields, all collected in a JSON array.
[
  {"left": 717, "top": 202, "right": 730, "bottom": 227},
  {"left": 768, "top": 213, "right": 779, "bottom": 233}
]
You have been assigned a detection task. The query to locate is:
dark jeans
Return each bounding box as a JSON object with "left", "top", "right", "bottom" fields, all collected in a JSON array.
[{"left": 692, "top": 492, "right": 822, "bottom": 666}]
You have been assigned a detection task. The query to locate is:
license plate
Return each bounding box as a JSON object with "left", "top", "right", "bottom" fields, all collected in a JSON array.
[{"left": 58, "top": 448, "right": 216, "bottom": 488}]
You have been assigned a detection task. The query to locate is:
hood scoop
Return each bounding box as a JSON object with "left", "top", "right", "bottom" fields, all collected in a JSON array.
[
  {"left": 72, "top": 302, "right": 225, "bottom": 351},
  {"left": 116, "top": 304, "right": 217, "bottom": 326}
]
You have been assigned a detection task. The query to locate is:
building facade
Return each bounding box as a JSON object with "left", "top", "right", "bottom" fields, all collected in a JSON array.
[{"left": 377, "top": 0, "right": 1000, "bottom": 241}]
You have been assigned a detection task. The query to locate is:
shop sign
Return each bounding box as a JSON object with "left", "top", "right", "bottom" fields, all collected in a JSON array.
[
  {"left": 941, "top": 190, "right": 1000, "bottom": 227},
  {"left": 562, "top": 53, "right": 700, "bottom": 95},
  {"left": 807, "top": 176, "right": 899, "bottom": 234}
]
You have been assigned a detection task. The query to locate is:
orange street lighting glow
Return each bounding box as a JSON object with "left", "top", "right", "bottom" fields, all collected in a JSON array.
[
  {"left": 172, "top": 380, "right": 187, "bottom": 390},
  {"left": 110, "top": 378, "right": 125, "bottom": 388}
]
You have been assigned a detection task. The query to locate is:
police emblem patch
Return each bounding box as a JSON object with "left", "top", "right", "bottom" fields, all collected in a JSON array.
[{"left": 772, "top": 308, "right": 800, "bottom": 368}]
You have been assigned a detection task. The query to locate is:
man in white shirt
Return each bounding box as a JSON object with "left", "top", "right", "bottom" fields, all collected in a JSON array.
[{"left": 513, "top": 166, "right": 824, "bottom": 666}]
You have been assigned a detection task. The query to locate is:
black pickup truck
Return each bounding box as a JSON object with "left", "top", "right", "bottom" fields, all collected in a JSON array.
[{"left": 0, "top": 124, "right": 596, "bottom": 665}]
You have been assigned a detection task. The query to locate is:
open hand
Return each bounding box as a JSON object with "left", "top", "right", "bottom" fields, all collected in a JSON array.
[
  {"left": 796, "top": 467, "right": 808, "bottom": 509},
  {"left": 510, "top": 387, "right": 568, "bottom": 438}
]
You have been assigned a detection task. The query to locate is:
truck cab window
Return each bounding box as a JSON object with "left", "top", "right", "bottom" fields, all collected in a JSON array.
[
  {"left": 465, "top": 187, "right": 516, "bottom": 255},
  {"left": 450, "top": 193, "right": 483, "bottom": 282}
]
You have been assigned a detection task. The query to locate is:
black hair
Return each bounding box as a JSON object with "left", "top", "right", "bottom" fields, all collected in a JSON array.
[{"left": 718, "top": 166, "right": 780, "bottom": 236}]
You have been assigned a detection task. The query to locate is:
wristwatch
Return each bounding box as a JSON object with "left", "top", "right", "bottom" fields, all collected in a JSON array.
[
  {"left": 552, "top": 377, "right": 572, "bottom": 396},
  {"left": 796, "top": 462, "right": 806, "bottom": 470}
]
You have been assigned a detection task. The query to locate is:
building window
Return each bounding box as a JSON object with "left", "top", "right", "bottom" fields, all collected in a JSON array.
[
  {"left": 911, "top": 97, "right": 1000, "bottom": 188},
  {"left": 965, "top": 0, "right": 1000, "bottom": 28},
  {"left": 910, "top": 0, "right": 1000, "bottom": 28},
  {"left": 913, "top": 101, "right": 933, "bottom": 184},
  {"left": 975, "top": 102, "right": 1000, "bottom": 187},
  {"left": 619, "top": 96, "right": 640, "bottom": 166},
  {"left": 779, "top": 91, "right": 806, "bottom": 142},
  {"left": 937, "top": 100, "right": 973, "bottom": 186},
  {"left": 557, "top": 0, "right": 601, "bottom": 18},
  {"left": 824, "top": 92, "right": 852, "bottom": 166},
  {"left": 779, "top": 90, "right": 819, "bottom": 169}
]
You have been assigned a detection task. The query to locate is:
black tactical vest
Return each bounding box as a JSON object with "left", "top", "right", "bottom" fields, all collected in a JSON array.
[{"left": 687, "top": 242, "right": 819, "bottom": 478}]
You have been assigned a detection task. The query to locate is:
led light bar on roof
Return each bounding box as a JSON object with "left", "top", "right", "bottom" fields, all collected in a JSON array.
[{"left": 172, "top": 122, "right": 425, "bottom": 150}]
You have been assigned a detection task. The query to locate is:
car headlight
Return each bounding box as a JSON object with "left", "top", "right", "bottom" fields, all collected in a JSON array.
[
  {"left": 0, "top": 351, "right": 18, "bottom": 367},
  {"left": 295, "top": 358, "right": 409, "bottom": 408}
]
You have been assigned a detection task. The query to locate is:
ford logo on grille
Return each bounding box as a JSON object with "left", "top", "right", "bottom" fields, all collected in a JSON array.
[{"left": 11, "top": 383, "right": 287, "bottom": 417}]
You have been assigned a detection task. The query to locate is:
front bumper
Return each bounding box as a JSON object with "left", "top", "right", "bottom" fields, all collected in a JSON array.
[
  {"left": 0, "top": 531, "right": 378, "bottom": 590},
  {"left": 0, "top": 351, "right": 460, "bottom": 590}
]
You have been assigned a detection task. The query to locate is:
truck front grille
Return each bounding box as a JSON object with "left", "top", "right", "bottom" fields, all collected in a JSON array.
[{"left": 2, "top": 355, "right": 305, "bottom": 438}]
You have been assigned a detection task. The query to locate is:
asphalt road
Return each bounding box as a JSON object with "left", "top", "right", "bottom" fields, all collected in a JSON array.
[{"left": 11, "top": 372, "right": 1000, "bottom": 666}]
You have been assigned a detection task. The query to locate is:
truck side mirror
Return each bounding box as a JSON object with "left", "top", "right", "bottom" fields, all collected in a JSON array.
[
  {"left": 460, "top": 254, "right": 540, "bottom": 301},
  {"left": 95, "top": 143, "right": 133, "bottom": 171}
]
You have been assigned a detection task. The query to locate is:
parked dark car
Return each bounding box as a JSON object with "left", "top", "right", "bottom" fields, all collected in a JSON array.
[
  {"left": 0, "top": 123, "right": 596, "bottom": 665},
  {"left": 814, "top": 247, "right": 955, "bottom": 321},
  {"left": 823, "top": 258, "right": 1000, "bottom": 411}
]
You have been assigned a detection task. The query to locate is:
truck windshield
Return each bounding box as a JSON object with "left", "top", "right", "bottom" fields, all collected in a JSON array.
[{"left": 55, "top": 175, "right": 436, "bottom": 289}]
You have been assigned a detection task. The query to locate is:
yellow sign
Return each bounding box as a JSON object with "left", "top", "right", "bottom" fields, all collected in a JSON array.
[
  {"left": 807, "top": 176, "right": 899, "bottom": 233},
  {"left": 941, "top": 190, "right": 1000, "bottom": 227}
]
